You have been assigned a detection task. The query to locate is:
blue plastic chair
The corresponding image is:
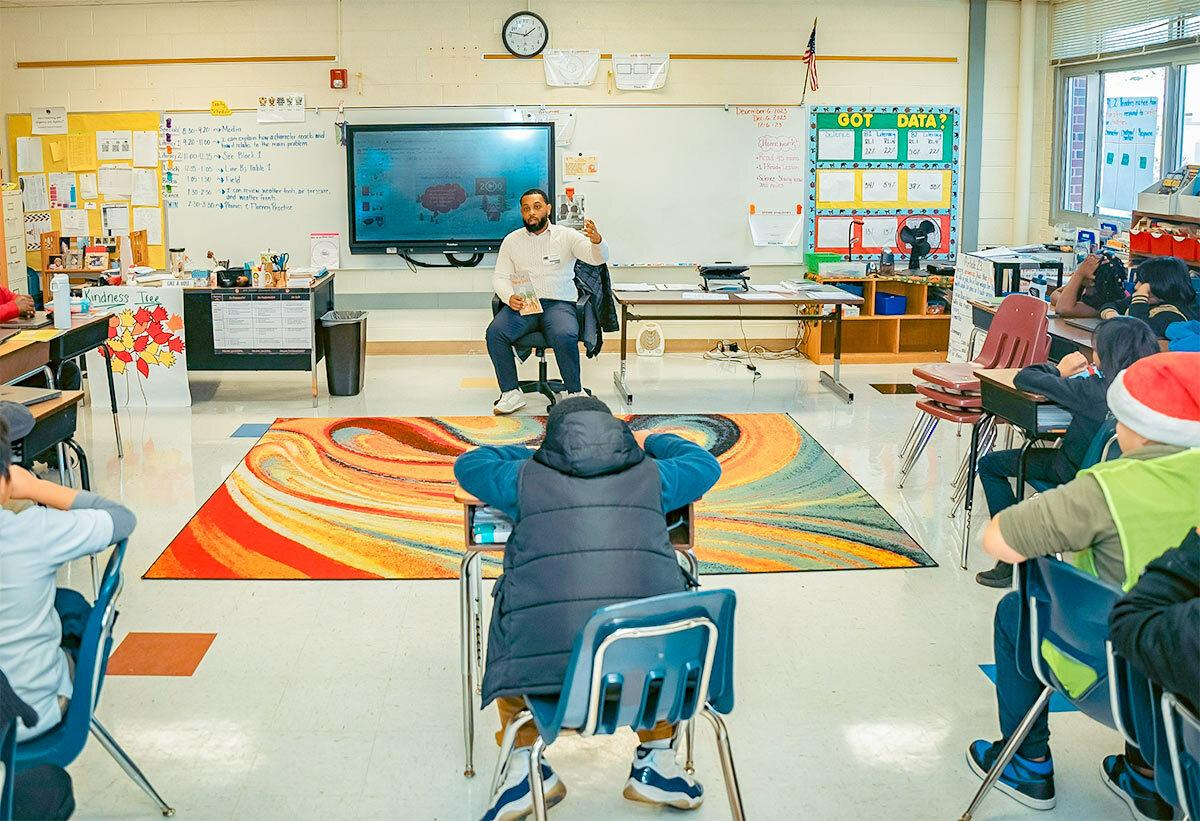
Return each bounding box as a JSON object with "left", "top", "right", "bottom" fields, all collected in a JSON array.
[
  {"left": 1, "top": 717, "right": 14, "bottom": 821},
  {"left": 15, "top": 541, "right": 175, "bottom": 817},
  {"left": 494, "top": 589, "right": 744, "bottom": 820},
  {"left": 961, "top": 557, "right": 1123, "bottom": 819},
  {"left": 1026, "top": 416, "right": 1119, "bottom": 495},
  {"left": 1160, "top": 692, "right": 1200, "bottom": 818}
]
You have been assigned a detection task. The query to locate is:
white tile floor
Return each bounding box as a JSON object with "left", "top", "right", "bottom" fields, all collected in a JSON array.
[{"left": 57, "top": 352, "right": 1129, "bottom": 820}]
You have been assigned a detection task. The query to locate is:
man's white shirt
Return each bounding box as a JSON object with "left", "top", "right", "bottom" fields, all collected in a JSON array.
[{"left": 492, "top": 223, "right": 610, "bottom": 304}]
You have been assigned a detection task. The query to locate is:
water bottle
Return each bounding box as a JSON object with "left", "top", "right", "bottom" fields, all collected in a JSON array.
[
  {"left": 51, "top": 273, "right": 71, "bottom": 329},
  {"left": 880, "top": 247, "right": 895, "bottom": 274}
]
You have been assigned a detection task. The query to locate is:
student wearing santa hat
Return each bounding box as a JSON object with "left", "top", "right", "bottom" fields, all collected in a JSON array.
[{"left": 967, "top": 351, "right": 1200, "bottom": 819}]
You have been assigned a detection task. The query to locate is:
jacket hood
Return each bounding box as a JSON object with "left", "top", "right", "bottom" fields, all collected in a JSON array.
[{"left": 533, "top": 406, "right": 644, "bottom": 478}]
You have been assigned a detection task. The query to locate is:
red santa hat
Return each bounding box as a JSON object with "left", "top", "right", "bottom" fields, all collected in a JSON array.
[{"left": 1107, "top": 352, "right": 1200, "bottom": 448}]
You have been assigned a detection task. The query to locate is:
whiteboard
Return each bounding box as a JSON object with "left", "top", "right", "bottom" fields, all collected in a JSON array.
[{"left": 164, "top": 105, "right": 808, "bottom": 268}]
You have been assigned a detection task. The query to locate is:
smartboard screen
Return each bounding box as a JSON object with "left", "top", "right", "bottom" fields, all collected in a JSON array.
[{"left": 346, "top": 123, "right": 554, "bottom": 254}]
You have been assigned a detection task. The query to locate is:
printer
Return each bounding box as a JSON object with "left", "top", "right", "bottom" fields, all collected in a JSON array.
[{"left": 697, "top": 264, "right": 750, "bottom": 292}]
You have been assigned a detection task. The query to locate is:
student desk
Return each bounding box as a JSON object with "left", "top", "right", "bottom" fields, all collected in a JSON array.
[
  {"left": 957, "top": 369, "right": 1068, "bottom": 568},
  {"left": 612, "top": 289, "right": 864, "bottom": 404},
  {"left": 12, "top": 390, "right": 90, "bottom": 489},
  {"left": 453, "top": 487, "right": 699, "bottom": 778},
  {"left": 0, "top": 336, "right": 50, "bottom": 386},
  {"left": 969, "top": 300, "right": 1094, "bottom": 362},
  {"left": 45, "top": 314, "right": 122, "bottom": 458}
]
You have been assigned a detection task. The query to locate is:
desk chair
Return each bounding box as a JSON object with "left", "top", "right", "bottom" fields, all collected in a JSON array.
[
  {"left": 494, "top": 589, "right": 744, "bottom": 821},
  {"left": 489, "top": 296, "right": 590, "bottom": 408},
  {"left": 15, "top": 540, "right": 175, "bottom": 817},
  {"left": 960, "top": 557, "right": 1123, "bottom": 819},
  {"left": 1161, "top": 691, "right": 1200, "bottom": 818},
  {"left": 1025, "top": 418, "right": 1120, "bottom": 496}
]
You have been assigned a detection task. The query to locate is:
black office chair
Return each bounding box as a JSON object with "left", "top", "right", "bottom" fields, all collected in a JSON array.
[{"left": 490, "top": 296, "right": 589, "bottom": 408}]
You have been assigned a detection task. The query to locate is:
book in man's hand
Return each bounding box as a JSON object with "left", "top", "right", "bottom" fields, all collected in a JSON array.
[{"left": 511, "top": 271, "right": 543, "bottom": 316}]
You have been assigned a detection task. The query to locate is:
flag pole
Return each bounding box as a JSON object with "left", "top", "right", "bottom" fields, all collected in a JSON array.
[{"left": 800, "top": 16, "right": 818, "bottom": 106}]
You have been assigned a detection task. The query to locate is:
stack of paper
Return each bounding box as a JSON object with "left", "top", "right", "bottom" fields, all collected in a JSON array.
[
  {"left": 473, "top": 506, "right": 513, "bottom": 545},
  {"left": 657, "top": 284, "right": 695, "bottom": 291},
  {"left": 612, "top": 283, "right": 656, "bottom": 292}
]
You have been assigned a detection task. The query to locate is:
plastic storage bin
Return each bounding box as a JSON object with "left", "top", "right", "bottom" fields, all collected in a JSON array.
[
  {"left": 837, "top": 283, "right": 864, "bottom": 298},
  {"left": 321, "top": 310, "right": 368, "bottom": 396},
  {"left": 874, "top": 292, "right": 907, "bottom": 315}
]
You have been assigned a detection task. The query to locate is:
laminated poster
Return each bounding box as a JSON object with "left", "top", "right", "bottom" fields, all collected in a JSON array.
[
  {"left": 611, "top": 53, "right": 669, "bottom": 91},
  {"left": 542, "top": 49, "right": 600, "bottom": 87},
  {"left": 563, "top": 153, "right": 600, "bottom": 182}
]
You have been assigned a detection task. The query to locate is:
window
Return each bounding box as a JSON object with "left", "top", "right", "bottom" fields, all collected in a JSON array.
[{"left": 1055, "top": 59, "right": 1199, "bottom": 221}]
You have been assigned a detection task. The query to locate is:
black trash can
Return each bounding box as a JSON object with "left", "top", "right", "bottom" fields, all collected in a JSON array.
[{"left": 321, "top": 310, "right": 368, "bottom": 396}]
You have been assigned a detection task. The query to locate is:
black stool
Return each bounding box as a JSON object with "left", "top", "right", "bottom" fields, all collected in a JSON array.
[{"left": 490, "top": 296, "right": 590, "bottom": 408}]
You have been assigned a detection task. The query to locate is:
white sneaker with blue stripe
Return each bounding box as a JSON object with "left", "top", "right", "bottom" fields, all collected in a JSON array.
[
  {"left": 481, "top": 747, "right": 567, "bottom": 821},
  {"left": 623, "top": 744, "right": 704, "bottom": 810}
]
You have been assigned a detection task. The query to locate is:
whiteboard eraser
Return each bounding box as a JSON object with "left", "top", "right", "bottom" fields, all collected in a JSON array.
[{"left": 386, "top": 247, "right": 398, "bottom": 254}]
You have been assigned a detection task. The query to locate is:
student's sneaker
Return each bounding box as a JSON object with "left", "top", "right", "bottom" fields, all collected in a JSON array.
[
  {"left": 976, "top": 561, "right": 1014, "bottom": 588},
  {"left": 966, "top": 739, "right": 1056, "bottom": 810},
  {"left": 1101, "top": 754, "right": 1176, "bottom": 820},
  {"left": 623, "top": 744, "right": 704, "bottom": 810},
  {"left": 481, "top": 748, "right": 567, "bottom": 821},
  {"left": 493, "top": 390, "right": 527, "bottom": 416}
]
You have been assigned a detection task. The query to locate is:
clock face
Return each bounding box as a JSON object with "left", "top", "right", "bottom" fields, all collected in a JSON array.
[{"left": 502, "top": 11, "right": 548, "bottom": 58}]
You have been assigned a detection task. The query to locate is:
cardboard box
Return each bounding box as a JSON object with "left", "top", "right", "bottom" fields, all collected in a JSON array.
[{"left": 1137, "top": 181, "right": 1177, "bottom": 214}]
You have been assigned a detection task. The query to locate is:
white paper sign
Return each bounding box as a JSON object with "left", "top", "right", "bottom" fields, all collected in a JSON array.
[
  {"left": 907, "top": 170, "right": 945, "bottom": 203},
  {"left": 16, "top": 137, "right": 43, "bottom": 172},
  {"left": 862, "top": 129, "right": 899, "bottom": 160},
  {"left": 59, "top": 208, "right": 90, "bottom": 237},
  {"left": 611, "top": 53, "right": 669, "bottom": 91},
  {"left": 132, "top": 206, "right": 163, "bottom": 245},
  {"left": 309, "top": 232, "right": 341, "bottom": 268},
  {"left": 47, "top": 173, "right": 77, "bottom": 208},
  {"left": 78, "top": 172, "right": 98, "bottom": 200},
  {"left": 949, "top": 252, "right": 1000, "bottom": 362},
  {"left": 101, "top": 202, "right": 130, "bottom": 236},
  {"left": 542, "top": 49, "right": 600, "bottom": 87},
  {"left": 25, "top": 213, "right": 50, "bottom": 249},
  {"left": 98, "top": 165, "right": 132, "bottom": 198},
  {"left": 817, "top": 129, "right": 854, "bottom": 161},
  {"left": 19, "top": 175, "right": 49, "bottom": 212},
  {"left": 31, "top": 107, "right": 68, "bottom": 135},
  {"left": 132, "top": 130, "right": 158, "bottom": 167},
  {"left": 83, "top": 286, "right": 191, "bottom": 407},
  {"left": 131, "top": 168, "right": 158, "bottom": 206},
  {"left": 817, "top": 170, "right": 855, "bottom": 203},
  {"left": 861, "top": 170, "right": 899, "bottom": 202},
  {"left": 522, "top": 106, "right": 577, "bottom": 147},
  {"left": 96, "top": 130, "right": 133, "bottom": 161},
  {"left": 816, "top": 216, "right": 854, "bottom": 251},
  {"left": 862, "top": 217, "right": 898, "bottom": 249},
  {"left": 257, "top": 93, "right": 305, "bottom": 123},
  {"left": 907, "top": 130, "right": 944, "bottom": 161},
  {"left": 748, "top": 210, "right": 804, "bottom": 247}
]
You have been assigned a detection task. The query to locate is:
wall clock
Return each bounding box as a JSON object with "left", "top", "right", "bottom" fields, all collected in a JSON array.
[{"left": 502, "top": 11, "right": 549, "bottom": 58}]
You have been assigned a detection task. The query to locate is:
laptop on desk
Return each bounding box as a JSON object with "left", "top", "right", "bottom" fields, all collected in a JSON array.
[
  {"left": 0, "top": 385, "right": 62, "bottom": 406},
  {"left": 0, "top": 311, "right": 53, "bottom": 330},
  {"left": 1064, "top": 317, "right": 1101, "bottom": 333}
]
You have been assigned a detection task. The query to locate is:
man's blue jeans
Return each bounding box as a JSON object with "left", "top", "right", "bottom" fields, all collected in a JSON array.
[{"left": 485, "top": 299, "right": 582, "bottom": 393}]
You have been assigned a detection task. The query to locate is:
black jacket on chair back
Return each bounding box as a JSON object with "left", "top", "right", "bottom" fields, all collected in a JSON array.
[{"left": 480, "top": 404, "right": 688, "bottom": 705}]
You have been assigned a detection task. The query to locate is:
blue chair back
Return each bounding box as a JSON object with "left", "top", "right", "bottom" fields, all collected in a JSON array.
[
  {"left": 527, "top": 589, "right": 736, "bottom": 743},
  {"left": 15, "top": 541, "right": 126, "bottom": 771},
  {"left": 1081, "top": 416, "right": 1120, "bottom": 468},
  {"left": 1160, "top": 692, "right": 1200, "bottom": 818},
  {"left": 1107, "top": 646, "right": 1160, "bottom": 761},
  {"left": 1023, "top": 557, "right": 1123, "bottom": 728}
]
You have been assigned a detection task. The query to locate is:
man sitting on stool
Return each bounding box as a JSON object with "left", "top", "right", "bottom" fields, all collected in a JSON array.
[{"left": 486, "top": 188, "right": 609, "bottom": 415}]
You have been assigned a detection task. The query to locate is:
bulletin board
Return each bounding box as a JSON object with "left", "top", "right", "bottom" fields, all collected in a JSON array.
[
  {"left": 806, "top": 105, "right": 960, "bottom": 261},
  {"left": 6, "top": 111, "right": 166, "bottom": 270}
]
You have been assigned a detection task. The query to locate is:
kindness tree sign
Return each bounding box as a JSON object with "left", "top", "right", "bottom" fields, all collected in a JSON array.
[{"left": 83, "top": 286, "right": 192, "bottom": 407}]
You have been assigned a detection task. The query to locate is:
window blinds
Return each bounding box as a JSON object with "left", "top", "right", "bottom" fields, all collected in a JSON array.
[{"left": 1052, "top": 0, "right": 1199, "bottom": 63}]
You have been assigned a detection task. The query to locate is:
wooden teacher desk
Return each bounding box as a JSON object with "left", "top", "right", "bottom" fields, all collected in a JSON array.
[
  {"left": 453, "top": 487, "right": 699, "bottom": 778},
  {"left": 612, "top": 288, "right": 864, "bottom": 405}
]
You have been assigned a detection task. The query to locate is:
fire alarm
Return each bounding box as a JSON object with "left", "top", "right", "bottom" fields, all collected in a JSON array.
[{"left": 330, "top": 69, "right": 348, "bottom": 89}]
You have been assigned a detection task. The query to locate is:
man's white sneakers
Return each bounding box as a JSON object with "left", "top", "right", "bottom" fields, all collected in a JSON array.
[{"left": 494, "top": 390, "right": 528, "bottom": 415}]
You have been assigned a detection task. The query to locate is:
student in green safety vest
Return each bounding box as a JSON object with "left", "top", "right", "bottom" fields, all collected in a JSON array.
[{"left": 967, "top": 351, "right": 1200, "bottom": 819}]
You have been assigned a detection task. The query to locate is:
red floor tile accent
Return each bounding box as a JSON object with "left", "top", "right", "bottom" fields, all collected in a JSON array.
[{"left": 107, "top": 632, "right": 216, "bottom": 676}]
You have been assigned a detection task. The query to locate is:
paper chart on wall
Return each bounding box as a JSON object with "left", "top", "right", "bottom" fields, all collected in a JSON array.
[
  {"left": 24, "top": 213, "right": 50, "bottom": 250},
  {"left": 66, "top": 133, "right": 98, "bottom": 171},
  {"left": 132, "top": 130, "right": 158, "bottom": 167},
  {"left": 78, "top": 172, "right": 98, "bottom": 200},
  {"left": 31, "top": 107, "right": 67, "bottom": 135},
  {"left": 817, "top": 129, "right": 854, "bottom": 161},
  {"left": 816, "top": 170, "right": 855, "bottom": 203},
  {"left": 816, "top": 216, "right": 854, "bottom": 250},
  {"left": 563, "top": 153, "right": 600, "bottom": 182},
  {"left": 16, "top": 136, "right": 43, "bottom": 172},
  {"left": 131, "top": 168, "right": 159, "bottom": 206},
  {"left": 257, "top": 93, "right": 305, "bottom": 123},
  {"left": 907, "top": 170, "right": 944, "bottom": 203},
  {"left": 861, "top": 170, "right": 899, "bottom": 202},
  {"left": 47, "top": 173, "right": 77, "bottom": 208},
  {"left": 907, "top": 130, "right": 944, "bottom": 160},
  {"left": 862, "top": 129, "right": 898, "bottom": 160},
  {"left": 101, "top": 202, "right": 130, "bottom": 236},
  {"left": 132, "top": 207, "right": 163, "bottom": 245},
  {"left": 522, "top": 106, "right": 577, "bottom": 146},
  {"left": 747, "top": 210, "right": 803, "bottom": 246},
  {"left": 59, "top": 208, "right": 90, "bottom": 237},
  {"left": 542, "top": 49, "right": 600, "bottom": 87},
  {"left": 19, "top": 175, "right": 49, "bottom": 212},
  {"left": 98, "top": 165, "right": 132, "bottom": 199},
  {"left": 96, "top": 130, "right": 133, "bottom": 161},
  {"left": 611, "top": 53, "right": 669, "bottom": 90},
  {"left": 862, "top": 217, "right": 898, "bottom": 249}
]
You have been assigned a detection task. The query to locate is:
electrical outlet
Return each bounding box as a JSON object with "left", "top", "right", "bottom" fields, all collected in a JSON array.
[{"left": 729, "top": 342, "right": 739, "bottom": 352}]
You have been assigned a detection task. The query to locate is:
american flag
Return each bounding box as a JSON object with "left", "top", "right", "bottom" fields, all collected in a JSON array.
[{"left": 802, "top": 19, "right": 819, "bottom": 102}]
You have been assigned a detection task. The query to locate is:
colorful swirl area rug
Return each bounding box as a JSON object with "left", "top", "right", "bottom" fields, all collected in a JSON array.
[{"left": 146, "top": 414, "right": 934, "bottom": 580}]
